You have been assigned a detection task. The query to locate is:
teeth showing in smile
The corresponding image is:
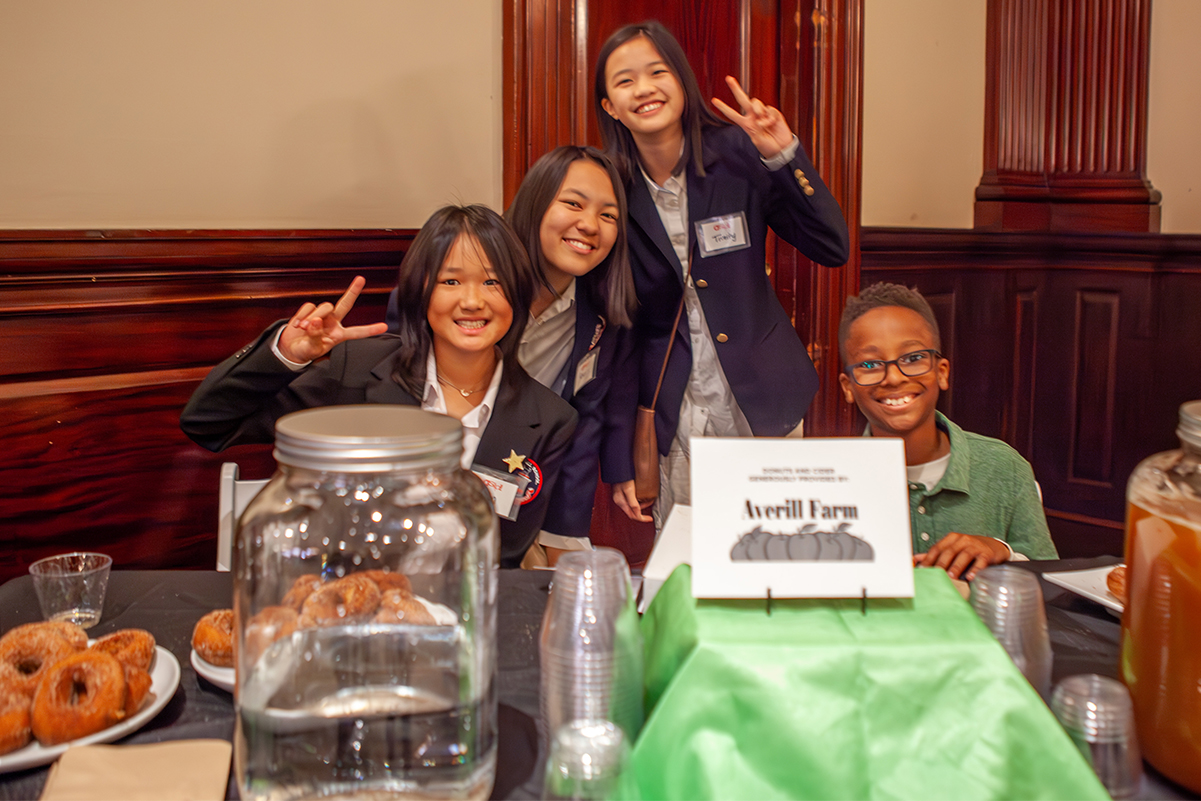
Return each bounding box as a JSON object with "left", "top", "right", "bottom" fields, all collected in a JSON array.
[
  {"left": 456, "top": 320, "right": 486, "bottom": 330},
  {"left": 881, "top": 395, "right": 915, "bottom": 407},
  {"left": 636, "top": 101, "right": 663, "bottom": 114},
  {"left": 564, "top": 238, "right": 595, "bottom": 253}
]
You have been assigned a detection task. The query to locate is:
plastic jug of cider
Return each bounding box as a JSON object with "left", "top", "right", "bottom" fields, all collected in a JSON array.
[{"left": 1121, "top": 399, "right": 1201, "bottom": 792}]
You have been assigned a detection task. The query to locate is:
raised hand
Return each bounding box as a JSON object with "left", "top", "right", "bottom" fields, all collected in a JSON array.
[
  {"left": 278, "top": 276, "right": 388, "bottom": 364},
  {"left": 711, "top": 75, "right": 794, "bottom": 160}
]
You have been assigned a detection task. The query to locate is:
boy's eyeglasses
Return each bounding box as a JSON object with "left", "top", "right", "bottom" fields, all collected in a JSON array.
[{"left": 844, "top": 349, "right": 943, "bottom": 386}]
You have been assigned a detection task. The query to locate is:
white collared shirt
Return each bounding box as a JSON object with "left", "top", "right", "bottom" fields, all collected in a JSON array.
[
  {"left": 421, "top": 350, "right": 503, "bottom": 470},
  {"left": 519, "top": 279, "right": 577, "bottom": 393}
]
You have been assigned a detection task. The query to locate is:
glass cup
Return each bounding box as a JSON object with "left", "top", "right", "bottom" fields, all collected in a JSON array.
[
  {"left": 969, "top": 565, "right": 1052, "bottom": 698},
  {"left": 28, "top": 552, "right": 112, "bottom": 629},
  {"left": 1051, "top": 674, "right": 1143, "bottom": 799},
  {"left": 543, "top": 719, "right": 631, "bottom": 801}
]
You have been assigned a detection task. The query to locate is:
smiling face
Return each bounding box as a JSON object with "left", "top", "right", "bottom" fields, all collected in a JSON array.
[
  {"left": 600, "top": 35, "right": 685, "bottom": 142},
  {"left": 839, "top": 306, "right": 949, "bottom": 441},
  {"left": 537, "top": 159, "right": 620, "bottom": 290},
  {"left": 426, "top": 233, "right": 514, "bottom": 361}
]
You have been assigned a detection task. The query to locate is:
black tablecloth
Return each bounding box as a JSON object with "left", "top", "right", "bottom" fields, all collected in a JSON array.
[
  {"left": 0, "top": 569, "right": 550, "bottom": 801},
  {"left": 1, "top": 559, "right": 1195, "bottom": 800}
]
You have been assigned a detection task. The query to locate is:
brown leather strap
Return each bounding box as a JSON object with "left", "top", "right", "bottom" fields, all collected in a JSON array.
[{"left": 649, "top": 252, "right": 691, "bottom": 409}]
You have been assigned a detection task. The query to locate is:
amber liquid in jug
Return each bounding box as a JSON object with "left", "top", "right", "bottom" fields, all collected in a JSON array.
[{"left": 1121, "top": 400, "right": 1201, "bottom": 793}]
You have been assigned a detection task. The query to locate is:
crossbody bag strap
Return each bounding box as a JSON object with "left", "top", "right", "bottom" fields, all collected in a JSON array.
[{"left": 648, "top": 252, "right": 692, "bottom": 409}]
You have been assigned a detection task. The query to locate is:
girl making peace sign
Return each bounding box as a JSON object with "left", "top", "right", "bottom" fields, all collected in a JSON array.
[{"left": 595, "top": 20, "right": 851, "bottom": 526}]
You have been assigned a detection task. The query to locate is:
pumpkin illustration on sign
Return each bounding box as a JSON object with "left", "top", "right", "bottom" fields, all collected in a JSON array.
[{"left": 730, "top": 522, "right": 875, "bottom": 561}]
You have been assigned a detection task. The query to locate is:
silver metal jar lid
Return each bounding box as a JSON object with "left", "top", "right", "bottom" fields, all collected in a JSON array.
[
  {"left": 1180, "top": 400, "right": 1201, "bottom": 449},
  {"left": 273, "top": 405, "right": 462, "bottom": 472}
]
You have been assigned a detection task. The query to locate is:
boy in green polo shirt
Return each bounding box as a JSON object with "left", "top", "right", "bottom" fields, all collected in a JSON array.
[{"left": 837, "top": 282, "right": 1058, "bottom": 581}]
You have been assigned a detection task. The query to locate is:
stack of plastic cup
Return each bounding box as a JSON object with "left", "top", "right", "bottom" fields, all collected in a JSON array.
[
  {"left": 969, "top": 565, "right": 1053, "bottom": 698},
  {"left": 540, "top": 548, "right": 644, "bottom": 746},
  {"left": 1051, "top": 674, "right": 1143, "bottom": 799},
  {"left": 543, "top": 719, "right": 632, "bottom": 801}
]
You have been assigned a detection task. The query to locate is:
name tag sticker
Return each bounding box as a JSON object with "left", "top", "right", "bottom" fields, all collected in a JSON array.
[
  {"left": 472, "top": 465, "right": 528, "bottom": 521},
  {"left": 695, "top": 212, "right": 750, "bottom": 258},
  {"left": 574, "top": 349, "right": 599, "bottom": 395},
  {"left": 690, "top": 438, "right": 914, "bottom": 599}
]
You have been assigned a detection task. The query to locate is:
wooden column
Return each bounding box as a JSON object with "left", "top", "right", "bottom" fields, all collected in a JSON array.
[
  {"left": 975, "top": 0, "right": 1160, "bottom": 232},
  {"left": 779, "top": 0, "right": 864, "bottom": 436}
]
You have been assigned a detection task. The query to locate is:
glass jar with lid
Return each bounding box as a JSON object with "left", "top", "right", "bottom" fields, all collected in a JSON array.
[
  {"left": 232, "top": 405, "right": 498, "bottom": 801},
  {"left": 1121, "top": 399, "right": 1201, "bottom": 792}
]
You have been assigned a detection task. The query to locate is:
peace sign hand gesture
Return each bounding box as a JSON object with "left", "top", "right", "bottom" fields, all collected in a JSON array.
[
  {"left": 278, "top": 276, "right": 388, "bottom": 364},
  {"left": 711, "top": 75, "right": 794, "bottom": 161}
]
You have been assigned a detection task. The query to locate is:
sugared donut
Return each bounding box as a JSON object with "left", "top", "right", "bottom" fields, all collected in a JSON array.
[
  {"left": 244, "top": 606, "right": 299, "bottom": 665},
  {"left": 192, "top": 610, "right": 234, "bottom": 668},
  {"left": 298, "top": 575, "right": 381, "bottom": 627},
  {"left": 1107, "top": 565, "right": 1128, "bottom": 604},
  {"left": 361, "top": 570, "right": 412, "bottom": 595},
  {"left": 374, "top": 589, "right": 435, "bottom": 626},
  {"left": 0, "top": 621, "right": 88, "bottom": 652},
  {"left": 91, "top": 629, "right": 156, "bottom": 672},
  {"left": 0, "top": 689, "right": 32, "bottom": 756},
  {"left": 0, "top": 627, "right": 78, "bottom": 697},
  {"left": 31, "top": 651, "right": 126, "bottom": 746},
  {"left": 122, "top": 664, "right": 153, "bottom": 717},
  {"left": 281, "top": 574, "right": 323, "bottom": 611}
]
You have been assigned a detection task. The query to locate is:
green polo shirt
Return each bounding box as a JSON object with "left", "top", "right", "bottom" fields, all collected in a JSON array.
[{"left": 867, "top": 412, "right": 1059, "bottom": 559}]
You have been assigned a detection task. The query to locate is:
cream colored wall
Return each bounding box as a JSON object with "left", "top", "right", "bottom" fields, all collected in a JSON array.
[
  {"left": 1147, "top": 0, "right": 1201, "bottom": 234},
  {"left": 861, "top": 0, "right": 986, "bottom": 229},
  {"left": 862, "top": 0, "right": 1201, "bottom": 234},
  {"left": 0, "top": 0, "right": 501, "bottom": 229}
]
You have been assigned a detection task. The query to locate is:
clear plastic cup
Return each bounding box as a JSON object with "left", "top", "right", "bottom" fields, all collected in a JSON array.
[
  {"left": 543, "top": 719, "right": 631, "bottom": 801},
  {"left": 1052, "top": 674, "right": 1143, "bottom": 799},
  {"left": 28, "top": 552, "right": 112, "bottom": 629},
  {"left": 970, "top": 565, "right": 1052, "bottom": 697},
  {"left": 540, "top": 549, "right": 644, "bottom": 744}
]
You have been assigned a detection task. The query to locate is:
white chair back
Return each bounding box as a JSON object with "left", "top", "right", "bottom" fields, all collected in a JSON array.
[{"left": 216, "top": 462, "right": 270, "bottom": 572}]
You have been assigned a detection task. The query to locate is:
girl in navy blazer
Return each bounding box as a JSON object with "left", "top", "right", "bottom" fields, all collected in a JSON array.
[
  {"left": 385, "top": 149, "right": 638, "bottom": 563},
  {"left": 594, "top": 21, "right": 851, "bottom": 526},
  {"left": 181, "top": 205, "right": 578, "bottom": 568}
]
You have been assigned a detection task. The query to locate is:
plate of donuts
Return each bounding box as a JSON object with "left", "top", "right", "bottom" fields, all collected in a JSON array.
[
  {"left": 0, "top": 645, "right": 180, "bottom": 774},
  {"left": 190, "top": 649, "right": 235, "bottom": 693}
]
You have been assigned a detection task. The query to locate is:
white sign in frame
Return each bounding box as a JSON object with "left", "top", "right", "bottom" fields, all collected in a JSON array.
[{"left": 690, "top": 437, "right": 914, "bottom": 599}]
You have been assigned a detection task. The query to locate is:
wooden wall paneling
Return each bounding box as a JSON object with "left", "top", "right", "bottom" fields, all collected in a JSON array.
[
  {"left": 1067, "top": 289, "right": 1120, "bottom": 486},
  {"left": 976, "top": 0, "right": 1160, "bottom": 232},
  {"left": 1009, "top": 285, "right": 1040, "bottom": 461},
  {"left": 0, "top": 230, "right": 413, "bottom": 583}
]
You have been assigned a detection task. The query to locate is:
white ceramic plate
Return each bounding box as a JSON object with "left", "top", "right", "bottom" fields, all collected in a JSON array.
[
  {"left": 191, "top": 649, "right": 235, "bottom": 693},
  {"left": 0, "top": 645, "right": 181, "bottom": 774},
  {"left": 1043, "top": 565, "right": 1124, "bottom": 615}
]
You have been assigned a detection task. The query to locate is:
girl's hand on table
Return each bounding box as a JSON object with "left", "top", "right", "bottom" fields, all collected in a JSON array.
[
  {"left": 279, "top": 276, "right": 388, "bottom": 363},
  {"left": 711, "top": 75, "right": 794, "bottom": 161},
  {"left": 914, "top": 532, "right": 1011, "bottom": 582}
]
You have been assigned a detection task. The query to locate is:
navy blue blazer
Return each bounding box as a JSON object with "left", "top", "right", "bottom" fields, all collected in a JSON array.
[
  {"left": 180, "top": 323, "right": 578, "bottom": 568},
  {"left": 608, "top": 124, "right": 850, "bottom": 456},
  {"left": 386, "top": 286, "right": 631, "bottom": 539}
]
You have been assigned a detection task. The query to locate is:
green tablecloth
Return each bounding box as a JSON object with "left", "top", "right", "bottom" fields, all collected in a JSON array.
[{"left": 629, "top": 565, "right": 1108, "bottom": 800}]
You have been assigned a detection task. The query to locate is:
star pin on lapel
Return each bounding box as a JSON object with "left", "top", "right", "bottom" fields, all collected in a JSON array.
[{"left": 502, "top": 449, "right": 526, "bottom": 473}]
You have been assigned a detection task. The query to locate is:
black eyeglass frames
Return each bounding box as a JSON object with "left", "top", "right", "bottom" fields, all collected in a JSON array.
[{"left": 844, "top": 349, "right": 943, "bottom": 386}]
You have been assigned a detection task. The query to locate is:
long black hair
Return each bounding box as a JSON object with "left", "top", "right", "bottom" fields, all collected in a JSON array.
[
  {"left": 391, "top": 204, "right": 535, "bottom": 397},
  {"left": 505, "top": 146, "right": 636, "bottom": 329},
  {"left": 593, "top": 20, "right": 727, "bottom": 180}
]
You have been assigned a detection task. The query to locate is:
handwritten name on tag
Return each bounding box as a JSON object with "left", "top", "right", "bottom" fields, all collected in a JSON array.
[{"left": 695, "top": 212, "right": 750, "bottom": 257}]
